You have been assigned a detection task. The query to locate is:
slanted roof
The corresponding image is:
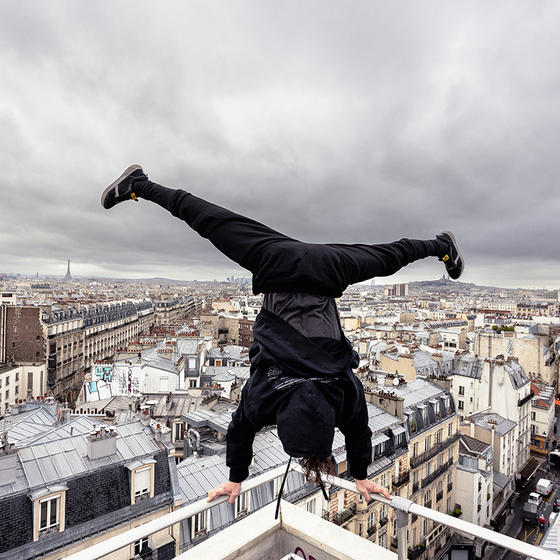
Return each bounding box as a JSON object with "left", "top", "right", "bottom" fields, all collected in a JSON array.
[
  {"left": 0, "top": 420, "right": 161, "bottom": 499},
  {"left": 460, "top": 434, "right": 491, "bottom": 456}
]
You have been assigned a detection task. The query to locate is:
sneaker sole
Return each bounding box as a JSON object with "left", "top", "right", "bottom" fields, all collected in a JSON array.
[
  {"left": 101, "top": 164, "right": 143, "bottom": 208},
  {"left": 440, "top": 230, "right": 464, "bottom": 279}
]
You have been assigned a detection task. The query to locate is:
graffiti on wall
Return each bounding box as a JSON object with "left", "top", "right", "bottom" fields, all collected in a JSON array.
[{"left": 94, "top": 365, "right": 113, "bottom": 382}]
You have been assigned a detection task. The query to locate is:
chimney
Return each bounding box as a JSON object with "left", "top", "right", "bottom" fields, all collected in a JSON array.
[
  {"left": 149, "top": 420, "right": 171, "bottom": 445},
  {"left": 0, "top": 433, "right": 17, "bottom": 486},
  {"left": 87, "top": 426, "right": 117, "bottom": 460}
]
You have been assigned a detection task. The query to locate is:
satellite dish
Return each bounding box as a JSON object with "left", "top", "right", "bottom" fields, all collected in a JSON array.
[{"left": 393, "top": 378, "right": 400, "bottom": 386}]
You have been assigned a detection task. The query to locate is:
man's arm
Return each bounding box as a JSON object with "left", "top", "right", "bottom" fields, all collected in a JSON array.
[
  {"left": 207, "top": 399, "right": 258, "bottom": 503},
  {"left": 340, "top": 391, "right": 391, "bottom": 502}
]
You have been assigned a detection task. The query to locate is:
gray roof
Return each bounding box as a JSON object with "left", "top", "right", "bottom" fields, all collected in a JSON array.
[
  {"left": 492, "top": 470, "right": 512, "bottom": 489},
  {"left": 505, "top": 361, "right": 529, "bottom": 389},
  {"left": 152, "top": 394, "right": 205, "bottom": 419},
  {"left": 205, "top": 366, "right": 251, "bottom": 381},
  {"left": 470, "top": 413, "right": 516, "bottom": 436},
  {"left": 176, "top": 338, "right": 203, "bottom": 355},
  {"left": 183, "top": 407, "right": 237, "bottom": 435},
  {"left": 452, "top": 354, "right": 484, "bottom": 379},
  {"left": 208, "top": 345, "right": 248, "bottom": 360},
  {"left": 3, "top": 407, "right": 57, "bottom": 443},
  {"left": 1, "top": 420, "right": 162, "bottom": 498}
]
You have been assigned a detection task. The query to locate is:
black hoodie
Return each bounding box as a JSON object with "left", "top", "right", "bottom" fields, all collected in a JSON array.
[{"left": 226, "top": 309, "right": 372, "bottom": 482}]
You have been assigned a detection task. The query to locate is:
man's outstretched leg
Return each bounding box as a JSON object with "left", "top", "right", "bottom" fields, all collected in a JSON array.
[
  {"left": 102, "top": 165, "right": 464, "bottom": 295},
  {"left": 101, "top": 165, "right": 306, "bottom": 278}
]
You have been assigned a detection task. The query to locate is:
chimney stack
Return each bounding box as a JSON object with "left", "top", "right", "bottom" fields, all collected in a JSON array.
[{"left": 87, "top": 426, "right": 117, "bottom": 460}]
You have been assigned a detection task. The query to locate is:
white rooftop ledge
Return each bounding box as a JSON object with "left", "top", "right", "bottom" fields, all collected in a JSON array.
[{"left": 176, "top": 500, "right": 395, "bottom": 560}]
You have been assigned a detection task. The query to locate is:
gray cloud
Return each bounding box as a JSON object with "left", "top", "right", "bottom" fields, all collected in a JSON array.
[{"left": 1, "top": 1, "right": 560, "bottom": 288}]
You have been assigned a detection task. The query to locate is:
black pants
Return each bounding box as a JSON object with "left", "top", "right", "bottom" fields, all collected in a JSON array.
[{"left": 134, "top": 179, "right": 445, "bottom": 297}]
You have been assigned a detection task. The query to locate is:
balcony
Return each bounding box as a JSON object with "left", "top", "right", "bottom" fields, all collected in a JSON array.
[
  {"left": 392, "top": 471, "right": 410, "bottom": 488},
  {"left": 379, "top": 516, "right": 388, "bottom": 527},
  {"left": 63, "top": 463, "right": 559, "bottom": 560},
  {"left": 367, "top": 524, "right": 377, "bottom": 536},
  {"left": 421, "top": 458, "right": 453, "bottom": 488},
  {"left": 333, "top": 503, "right": 356, "bottom": 526},
  {"left": 412, "top": 482, "right": 420, "bottom": 494},
  {"left": 408, "top": 542, "right": 427, "bottom": 560},
  {"left": 409, "top": 433, "right": 460, "bottom": 469}
]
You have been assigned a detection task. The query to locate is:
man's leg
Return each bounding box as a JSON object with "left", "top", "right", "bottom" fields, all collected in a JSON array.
[
  {"left": 131, "top": 178, "right": 302, "bottom": 275},
  {"left": 325, "top": 237, "right": 449, "bottom": 286}
]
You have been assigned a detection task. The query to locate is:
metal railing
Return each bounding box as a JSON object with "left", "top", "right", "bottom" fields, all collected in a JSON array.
[
  {"left": 63, "top": 462, "right": 560, "bottom": 560},
  {"left": 409, "top": 433, "right": 460, "bottom": 469}
]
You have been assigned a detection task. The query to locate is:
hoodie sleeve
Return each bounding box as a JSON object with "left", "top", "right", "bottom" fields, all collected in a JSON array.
[
  {"left": 226, "top": 398, "right": 259, "bottom": 483},
  {"left": 339, "top": 391, "right": 372, "bottom": 480}
]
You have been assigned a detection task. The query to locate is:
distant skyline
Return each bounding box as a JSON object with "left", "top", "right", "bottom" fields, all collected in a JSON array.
[{"left": 2, "top": 2, "right": 560, "bottom": 289}]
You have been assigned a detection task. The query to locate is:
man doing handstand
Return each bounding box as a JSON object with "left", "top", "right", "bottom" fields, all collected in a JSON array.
[{"left": 102, "top": 165, "right": 464, "bottom": 506}]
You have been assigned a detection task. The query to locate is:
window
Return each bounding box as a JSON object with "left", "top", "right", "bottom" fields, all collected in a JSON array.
[
  {"left": 459, "top": 386, "right": 464, "bottom": 395},
  {"left": 28, "top": 372, "right": 34, "bottom": 392},
  {"left": 421, "top": 406, "right": 428, "bottom": 425},
  {"left": 306, "top": 499, "right": 316, "bottom": 514},
  {"left": 380, "top": 473, "right": 388, "bottom": 487},
  {"left": 5, "top": 376, "right": 9, "bottom": 386},
  {"left": 448, "top": 423, "right": 452, "bottom": 437},
  {"left": 380, "top": 503, "right": 387, "bottom": 520},
  {"left": 436, "top": 429, "right": 442, "bottom": 444},
  {"left": 413, "top": 442, "right": 418, "bottom": 457},
  {"left": 427, "top": 462, "right": 432, "bottom": 477},
  {"left": 134, "top": 537, "right": 149, "bottom": 556},
  {"left": 448, "top": 448, "right": 453, "bottom": 462},
  {"left": 235, "top": 492, "right": 250, "bottom": 517},
  {"left": 134, "top": 467, "right": 152, "bottom": 501},
  {"left": 189, "top": 379, "right": 197, "bottom": 388},
  {"left": 531, "top": 412, "right": 536, "bottom": 421},
  {"left": 424, "top": 436, "right": 431, "bottom": 453},
  {"left": 39, "top": 495, "right": 61, "bottom": 536},
  {"left": 174, "top": 422, "right": 184, "bottom": 441},
  {"left": 458, "top": 400, "right": 464, "bottom": 411},
  {"left": 191, "top": 511, "right": 208, "bottom": 538},
  {"left": 367, "top": 511, "right": 376, "bottom": 529}
]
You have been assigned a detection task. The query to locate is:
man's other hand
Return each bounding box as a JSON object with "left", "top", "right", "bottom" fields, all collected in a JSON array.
[
  {"left": 207, "top": 481, "right": 242, "bottom": 504},
  {"left": 355, "top": 478, "right": 392, "bottom": 503}
]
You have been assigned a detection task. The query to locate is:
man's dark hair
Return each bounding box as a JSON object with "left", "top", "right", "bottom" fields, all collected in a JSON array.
[{"left": 299, "top": 457, "right": 335, "bottom": 485}]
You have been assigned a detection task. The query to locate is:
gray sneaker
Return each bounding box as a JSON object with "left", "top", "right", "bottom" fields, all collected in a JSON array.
[
  {"left": 101, "top": 165, "right": 146, "bottom": 209},
  {"left": 436, "top": 231, "right": 464, "bottom": 280}
]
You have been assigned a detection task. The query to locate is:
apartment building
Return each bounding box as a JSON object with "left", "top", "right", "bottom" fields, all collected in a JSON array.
[
  {"left": 0, "top": 404, "right": 179, "bottom": 560},
  {"left": 529, "top": 379, "right": 556, "bottom": 456},
  {"left": 363, "top": 372, "right": 460, "bottom": 560},
  {"left": 456, "top": 435, "right": 494, "bottom": 527},
  {"left": 153, "top": 296, "right": 199, "bottom": 327},
  {"left": 82, "top": 300, "right": 154, "bottom": 369},
  {"left": 473, "top": 326, "right": 559, "bottom": 385},
  {"left": 448, "top": 354, "right": 532, "bottom": 473}
]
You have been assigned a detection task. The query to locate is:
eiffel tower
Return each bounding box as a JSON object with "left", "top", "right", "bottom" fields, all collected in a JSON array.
[{"left": 64, "top": 259, "right": 72, "bottom": 282}]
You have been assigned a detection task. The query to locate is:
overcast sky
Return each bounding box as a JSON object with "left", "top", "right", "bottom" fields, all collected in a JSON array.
[{"left": 2, "top": 1, "right": 560, "bottom": 289}]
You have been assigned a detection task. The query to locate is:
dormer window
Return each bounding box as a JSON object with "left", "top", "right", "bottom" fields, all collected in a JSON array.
[
  {"left": 30, "top": 485, "right": 67, "bottom": 541},
  {"left": 127, "top": 459, "right": 156, "bottom": 504}
]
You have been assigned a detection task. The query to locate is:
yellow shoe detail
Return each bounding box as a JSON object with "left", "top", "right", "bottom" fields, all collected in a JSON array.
[
  {"left": 442, "top": 254, "right": 450, "bottom": 262},
  {"left": 131, "top": 192, "right": 138, "bottom": 201}
]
